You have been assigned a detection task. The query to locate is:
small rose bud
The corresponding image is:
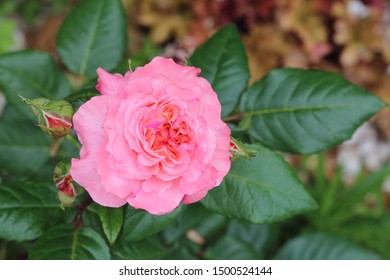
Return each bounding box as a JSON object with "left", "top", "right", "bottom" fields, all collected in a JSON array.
[
  {"left": 20, "top": 96, "right": 74, "bottom": 138},
  {"left": 230, "top": 137, "right": 257, "bottom": 160},
  {"left": 53, "top": 161, "right": 76, "bottom": 204}
]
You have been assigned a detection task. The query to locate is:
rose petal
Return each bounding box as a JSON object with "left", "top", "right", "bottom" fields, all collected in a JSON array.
[
  {"left": 182, "top": 191, "right": 208, "bottom": 204},
  {"left": 71, "top": 158, "right": 125, "bottom": 207},
  {"left": 211, "top": 123, "right": 232, "bottom": 185},
  {"left": 141, "top": 177, "right": 173, "bottom": 193},
  {"left": 127, "top": 183, "right": 184, "bottom": 215},
  {"left": 70, "top": 96, "right": 125, "bottom": 207},
  {"left": 96, "top": 68, "right": 131, "bottom": 96},
  {"left": 180, "top": 165, "right": 218, "bottom": 195}
]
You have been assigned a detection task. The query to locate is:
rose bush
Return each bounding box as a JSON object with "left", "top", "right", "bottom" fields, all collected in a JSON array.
[{"left": 70, "top": 57, "right": 232, "bottom": 215}]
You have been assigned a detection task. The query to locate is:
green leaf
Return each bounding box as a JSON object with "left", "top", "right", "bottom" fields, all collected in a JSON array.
[
  {"left": 0, "top": 181, "right": 62, "bottom": 242},
  {"left": 240, "top": 69, "right": 387, "bottom": 154},
  {"left": 65, "top": 88, "right": 99, "bottom": 108},
  {"left": 162, "top": 204, "right": 212, "bottom": 244},
  {"left": 275, "top": 232, "right": 380, "bottom": 260},
  {"left": 121, "top": 206, "right": 181, "bottom": 242},
  {"left": 56, "top": 0, "right": 127, "bottom": 77},
  {"left": 29, "top": 225, "right": 110, "bottom": 260},
  {"left": 330, "top": 216, "right": 390, "bottom": 259},
  {"left": 190, "top": 24, "right": 249, "bottom": 117},
  {"left": 112, "top": 236, "right": 164, "bottom": 260},
  {"left": 202, "top": 144, "right": 318, "bottom": 223},
  {"left": 227, "top": 220, "right": 278, "bottom": 257},
  {"left": 0, "top": 50, "right": 71, "bottom": 119},
  {"left": 205, "top": 235, "right": 260, "bottom": 260},
  {"left": 162, "top": 239, "right": 200, "bottom": 260},
  {"left": 97, "top": 206, "right": 123, "bottom": 245},
  {"left": 0, "top": 120, "right": 51, "bottom": 174},
  {"left": 335, "top": 163, "right": 390, "bottom": 212}
]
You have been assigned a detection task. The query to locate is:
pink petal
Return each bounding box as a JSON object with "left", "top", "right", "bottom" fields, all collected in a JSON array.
[
  {"left": 71, "top": 158, "right": 125, "bottom": 207},
  {"left": 70, "top": 96, "right": 126, "bottom": 207},
  {"left": 211, "top": 123, "right": 232, "bottom": 185},
  {"left": 180, "top": 165, "right": 218, "bottom": 195},
  {"left": 141, "top": 177, "right": 173, "bottom": 193},
  {"left": 182, "top": 191, "right": 208, "bottom": 204},
  {"left": 127, "top": 183, "right": 184, "bottom": 215},
  {"left": 96, "top": 68, "right": 131, "bottom": 96}
]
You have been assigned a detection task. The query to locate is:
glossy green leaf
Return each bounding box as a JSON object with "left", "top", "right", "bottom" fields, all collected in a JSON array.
[
  {"left": 240, "top": 69, "right": 387, "bottom": 154},
  {"left": 112, "top": 236, "right": 164, "bottom": 260},
  {"left": 0, "top": 121, "right": 51, "bottom": 174},
  {"left": 97, "top": 206, "right": 123, "bottom": 245},
  {"left": 330, "top": 216, "right": 390, "bottom": 259},
  {"left": 0, "top": 50, "right": 71, "bottom": 119},
  {"left": 56, "top": 0, "right": 127, "bottom": 77},
  {"left": 190, "top": 24, "right": 249, "bottom": 117},
  {"left": 121, "top": 206, "right": 181, "bottom": 242},
  {"left": 29, "top": 225, "right": 110, "bottom": 260},
  {"left": 205, "top": 235, "right": 260, "bottom": 260},
  {"left": 0, "top": 181, "right": 62, "bottom": 242},
  {"left": 275, "top": 232, "right": 380, "bottom": 260},
  {"left": 202, "top": 144, "right": 318, "bottom": 223}
]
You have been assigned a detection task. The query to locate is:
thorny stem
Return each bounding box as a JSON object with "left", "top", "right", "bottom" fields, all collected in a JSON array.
[{"left": 72, "top": 196, "right": 93, "bottom": 230}]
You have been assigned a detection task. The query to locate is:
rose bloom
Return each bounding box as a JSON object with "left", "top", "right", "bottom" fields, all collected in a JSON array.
[{"left": 70, "top": 57, "right": 231, "bottom": 215}]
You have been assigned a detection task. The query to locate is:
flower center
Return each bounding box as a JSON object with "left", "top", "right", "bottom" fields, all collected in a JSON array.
[{"left": 144, "top": 104, "right": 194, "bottom": 162}]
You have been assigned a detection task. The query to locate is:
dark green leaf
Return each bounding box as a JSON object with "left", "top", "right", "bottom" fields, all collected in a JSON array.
[
  {"left": 227, "top": 220, "right": 278, "bottom": 257},
  {"left": 162, "top": 239, "right": 200, "bottom": 260},
  {"left": 330, "top": 216, "right": 390, "bottom": 259},
  {"left": 65, "top": 88, "right": 99, "bottom": 108},
  {"left": 97, "top": 206, "right": 123, "bottom": 245},
  {"left": 112, "top": 236, "right": 164, "bottom": 260},
  {"left": 275, "top": 232, "right": 380, "bottom": 260},
  {"left": 240, "top": 69, "right": 387, "bottom": 154},
  {"left": 190, "top": 24, "right": 249, "bottom": 117},
  {"left": 0, "top": 120, "right": 51, "bottom": 174},
  {"left": 202, "top": 144, "right": 318, "bottom": 223},
  {"left": 0, "top": 181, "right": 62, "bottom": 242},
  {"left": 195, "top": 212, "right": 227, "bottom": 239},
  {"left": 29, "top": 225, "right": 110, "bottom": 260},
  {"left": 162, "top": 204, "right": 210, "bottom": 244},
  {"left": 0, "top": 50, "right": 71, "bottom": 119},
  {"left": 121, "top": 206, "right": 181, "bottom": 242},
  {"left": 56, "top": 0, "right": 127, "bottom": 77},
  {"left": 205, "top": 235, "right": 260, "bottom": 260}
]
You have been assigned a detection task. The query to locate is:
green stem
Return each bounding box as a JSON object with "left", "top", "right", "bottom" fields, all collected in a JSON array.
[
  {"left": 223, "top": 112, "right": 245, "bottom": 122},
  {"left": 66, "top": 134, "right": 81, "bottom": 149},
  {"left": 50, "top": 138, "right": 63, "bottom": 158}
]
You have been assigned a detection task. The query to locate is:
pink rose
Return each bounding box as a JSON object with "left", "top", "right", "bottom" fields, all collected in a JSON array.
[{"left": 70, "top": 57, "right": 231, "bottom": 215}]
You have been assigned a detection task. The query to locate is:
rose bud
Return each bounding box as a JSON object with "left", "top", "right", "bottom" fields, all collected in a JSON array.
[
  {"left": 53, "top": 161, "right": 76, "bottom": 205},
  {"left": 20, "top": 96, "right": 74, "bottom": 138},
  {"left": 230, "top": 137, "right": 257, "bottom": 160}
]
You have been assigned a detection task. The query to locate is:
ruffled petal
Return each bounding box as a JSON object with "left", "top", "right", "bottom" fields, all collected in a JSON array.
[
  {"left": 96, "top": 68, "right": 131, "bottom": 96},
  {"left": 70, "top": 95, "right": 126, "bottom": 207},
  {"left": 182, "top": 191, "right": 208, "bottom": 204},
  {"left": 127, "top": 183, "right": 184, "bottom": 215}
]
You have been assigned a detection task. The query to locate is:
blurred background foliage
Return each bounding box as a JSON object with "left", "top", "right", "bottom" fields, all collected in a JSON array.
[{"left": 1, "top": 0, "right": 390, "bottom": 259}]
